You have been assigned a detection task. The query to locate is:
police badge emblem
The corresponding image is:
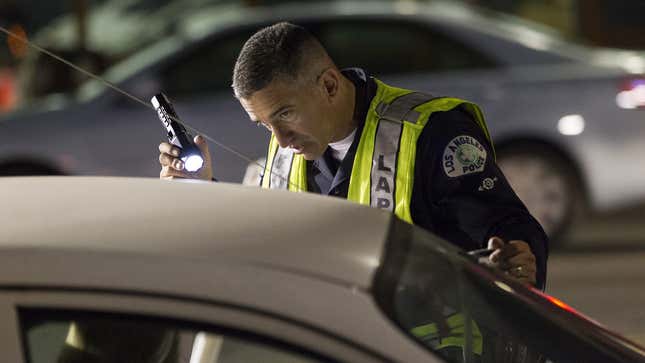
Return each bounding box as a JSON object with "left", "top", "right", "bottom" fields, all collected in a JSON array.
[{"left": 443, "top": 135, "right": 487, "bottom": 177}]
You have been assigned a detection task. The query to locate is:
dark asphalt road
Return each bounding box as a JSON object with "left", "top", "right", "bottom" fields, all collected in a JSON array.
[{"left": 547, "top": 207, "right": 645, "bottom": 345}]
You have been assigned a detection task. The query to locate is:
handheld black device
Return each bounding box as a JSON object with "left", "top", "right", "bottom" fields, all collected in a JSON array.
[{"left": 151, "top": 93, "right": 204, "bottom": 172}]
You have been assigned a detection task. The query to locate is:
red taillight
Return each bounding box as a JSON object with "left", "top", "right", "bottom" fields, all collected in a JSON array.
[
  {"left": 0, "top": 68, "right": 17, "bottom": 113},
  {"left": 617, "top": 78, "right": 645, "bottom": 109}
]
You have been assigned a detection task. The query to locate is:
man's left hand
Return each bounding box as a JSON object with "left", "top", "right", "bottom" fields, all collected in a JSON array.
[{"left": 487, "top": 237, "right": 537, "bottom": 286}]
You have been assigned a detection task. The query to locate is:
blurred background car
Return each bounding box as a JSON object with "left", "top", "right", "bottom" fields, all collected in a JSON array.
[
  {"left": 2, "top": 176, "right": 644, "bottom": 363},
  {"left": 14, "top": 0, "right": 247, "bottom": 105},
  {"left": 2, "top": 0, "right": 645, "bottom": 243}
]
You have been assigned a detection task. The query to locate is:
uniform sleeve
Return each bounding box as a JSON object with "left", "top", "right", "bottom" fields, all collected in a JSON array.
[{"left": 415, "top": 106, "right": 548, "bottom": 289}]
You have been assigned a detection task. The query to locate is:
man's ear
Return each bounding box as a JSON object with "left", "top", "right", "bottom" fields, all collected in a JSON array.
[{"left": 319, "top": 68, "right": 340, "bottom": 101}]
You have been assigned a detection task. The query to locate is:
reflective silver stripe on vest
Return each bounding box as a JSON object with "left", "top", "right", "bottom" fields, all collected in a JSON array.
[
  {"left": 375, "top": 92, "right": 434, "bottom": 125},
  {"left": 371, "top": 119, "right": 402, "bottom": 211},
  {"left": 269, "top": 146, "right": 293, "bottom": 189},
  {"left": 372, "top": 92, "right": 436, "bottom": 210}
]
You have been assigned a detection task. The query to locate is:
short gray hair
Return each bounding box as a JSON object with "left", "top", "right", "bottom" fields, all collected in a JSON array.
[{"left": 232, "top": 22, "right": 324, "bottom": 99}]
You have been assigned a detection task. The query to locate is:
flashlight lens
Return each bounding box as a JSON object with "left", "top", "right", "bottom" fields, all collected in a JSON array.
[{"left": 183, "top": 155, "right": 204, "bottom": 172}]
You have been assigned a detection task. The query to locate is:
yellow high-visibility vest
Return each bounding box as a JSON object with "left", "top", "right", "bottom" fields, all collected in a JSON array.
[
  {"left": 411, "top": 313, "right": 483, "bottom": 355},
  {"left": 261, "top": 78, "right": 494, "bottom": 224}
]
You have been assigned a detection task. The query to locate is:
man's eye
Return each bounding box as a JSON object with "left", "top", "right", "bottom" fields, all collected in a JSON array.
[{"left": 279, "top": 110, "right": 291, "bottom": 119}]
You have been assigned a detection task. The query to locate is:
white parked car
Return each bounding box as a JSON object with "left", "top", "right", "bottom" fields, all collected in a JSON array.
[
  {"left": 2, "top": 1, "right": 645, "bottom": 241},
  {"left": 1, "top": 176, "right": 645, "bottom": 363}
]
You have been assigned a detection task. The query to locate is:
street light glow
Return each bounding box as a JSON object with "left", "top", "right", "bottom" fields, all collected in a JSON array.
[{"left": 557, "top": 114, "right": 585, "bottom": 136}]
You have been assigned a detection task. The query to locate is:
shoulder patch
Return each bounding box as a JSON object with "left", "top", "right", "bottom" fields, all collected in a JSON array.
[{"left": 442, "top": 135, "right": 487, "bottom": 177}]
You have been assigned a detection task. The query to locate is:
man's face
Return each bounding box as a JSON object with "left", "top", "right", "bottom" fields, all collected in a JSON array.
[{"left": 240, "top": 76, "right": 334, "bottom": 160}]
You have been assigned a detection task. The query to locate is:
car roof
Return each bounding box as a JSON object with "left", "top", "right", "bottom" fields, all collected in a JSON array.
[
  {"left": 76, "top": 0, "right": 583, "bottom": 102},
  {"left": 0, "top": 177, "right": 392, "bottom": 289}
]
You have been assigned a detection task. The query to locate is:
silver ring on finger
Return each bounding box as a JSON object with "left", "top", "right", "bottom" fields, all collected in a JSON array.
[{"left": 513, "top": 266, "right": 524, "bottom": 276}]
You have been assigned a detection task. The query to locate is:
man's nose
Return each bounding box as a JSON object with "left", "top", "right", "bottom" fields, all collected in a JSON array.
[{"left": 273, "top": 127, "right": 294, "bottom": 148}]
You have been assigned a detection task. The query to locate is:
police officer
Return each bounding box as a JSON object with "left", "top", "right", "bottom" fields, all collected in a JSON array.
[{"left": 158, "top": 22, "right": 547, "bottom": 290}]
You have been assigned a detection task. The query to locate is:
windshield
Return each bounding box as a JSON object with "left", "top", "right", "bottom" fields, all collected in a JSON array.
[{"left": 372, "top": 218, "right": 645, "bottom": 363}]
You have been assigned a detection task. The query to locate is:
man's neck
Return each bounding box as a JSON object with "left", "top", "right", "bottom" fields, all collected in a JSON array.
[{"left": 330, "top": 76, "right": 358, "bottom": 143}]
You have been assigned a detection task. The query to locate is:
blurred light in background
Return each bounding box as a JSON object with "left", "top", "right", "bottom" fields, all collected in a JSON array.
[
  {"left": 516, "top": 29, "right": 552, "bottom": 51},
  {"left": 394, "top": 1, "right": 419, "bottom": 15},
  {"left": 625, "top": 55, "right": 645, "bottom": 74},
  {"left": 616, "top": 79, "right": 645, "bottom": 110},
  {"left": 0, "top": 69, "right": 17, "bottom": 112},
  {"left": 6, "top": 24, "right": 28, "bottom": 59},
  {"left": 557, "top": 114, "right": 586, "bottom": 136}
]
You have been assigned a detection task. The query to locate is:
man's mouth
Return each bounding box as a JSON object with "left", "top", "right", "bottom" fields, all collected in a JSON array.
[{"left": 289, "top": 143, "right": 305, "bottom": 154}]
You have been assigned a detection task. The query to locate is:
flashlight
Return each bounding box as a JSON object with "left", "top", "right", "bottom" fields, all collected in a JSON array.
[{"left": 151, "top": 92, "right": 204, "bottom": 172}]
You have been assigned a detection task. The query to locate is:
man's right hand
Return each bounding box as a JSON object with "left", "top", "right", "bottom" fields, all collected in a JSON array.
[
  {"left": 158, "top": 134, "right": 213, "bottom": 181},
  {"left": 488, "top": 237, "right": 537, "bottom": 286}
]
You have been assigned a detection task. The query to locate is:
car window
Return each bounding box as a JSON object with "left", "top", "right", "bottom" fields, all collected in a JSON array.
[
  {"left": 159, "top": 19, "right": 497, "bottom": 99},
  {"left": 160, "top": 28, "right": 255, "bottom": 100},
  {"left": 372, "top": 218, "right": 633, "bottom": 363},
  {"left": 20, "top": 308, "right": 335, "bottom": 363},
  {"left": 314, "top": 19, "right": 497, "bottom": 76}
]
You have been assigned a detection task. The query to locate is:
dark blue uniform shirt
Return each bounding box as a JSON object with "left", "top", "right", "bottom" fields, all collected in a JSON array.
[{"left": 306, "top": 68, "right": 548, "bottom": 288}]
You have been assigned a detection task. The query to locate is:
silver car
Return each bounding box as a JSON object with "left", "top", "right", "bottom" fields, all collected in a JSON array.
[
  {"left": 2, "top": 176, "right": 645, "bottom": 363},
  {"left": 2, "top": 1, "right": 645, "bottom": 241}
]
